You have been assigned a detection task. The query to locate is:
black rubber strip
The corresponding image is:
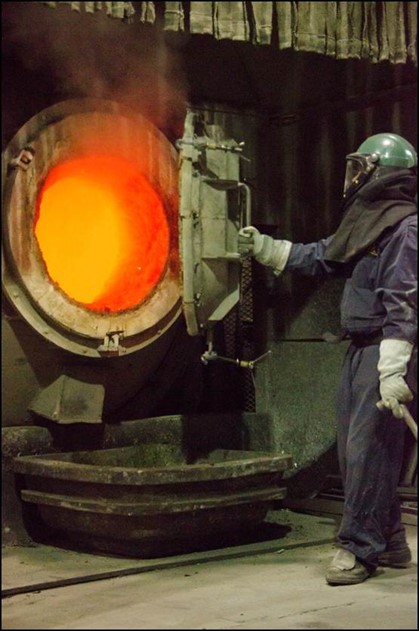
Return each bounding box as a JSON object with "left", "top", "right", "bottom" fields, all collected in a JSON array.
[{"left": 2, "top": 537, "right": 334, "bottom": 598}]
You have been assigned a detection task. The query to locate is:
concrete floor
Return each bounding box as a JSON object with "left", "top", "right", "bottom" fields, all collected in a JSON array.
[{"left": 2, "top": 509, "right": 417, "bottom": 630}]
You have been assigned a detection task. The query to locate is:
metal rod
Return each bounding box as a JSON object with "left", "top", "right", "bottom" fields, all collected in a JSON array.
[{"left": 401, "top": 405, "right": 418, "bottom": 441}]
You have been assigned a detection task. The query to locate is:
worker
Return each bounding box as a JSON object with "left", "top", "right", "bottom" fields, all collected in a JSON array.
[{"left": 238, "top": 133, "right": 417, "bottom": 585}]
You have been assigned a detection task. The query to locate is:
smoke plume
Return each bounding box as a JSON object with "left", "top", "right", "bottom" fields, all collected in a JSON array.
[{"left": 2, "top": 2, "right": 189, "bottom": 142}]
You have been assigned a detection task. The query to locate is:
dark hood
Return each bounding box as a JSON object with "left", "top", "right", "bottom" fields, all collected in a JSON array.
[{"left": 324, "top": 169, "right": 417, "bottom": 264}]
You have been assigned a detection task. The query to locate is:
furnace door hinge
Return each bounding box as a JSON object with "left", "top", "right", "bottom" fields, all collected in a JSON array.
[{"left": 8, "top": 147, "right": 35, "bottom": 171}]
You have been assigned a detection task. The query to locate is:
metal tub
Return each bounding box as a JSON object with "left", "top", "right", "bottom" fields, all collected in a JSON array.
[{"left": 12, "top": 414, "right": 292, "bottom": 557}]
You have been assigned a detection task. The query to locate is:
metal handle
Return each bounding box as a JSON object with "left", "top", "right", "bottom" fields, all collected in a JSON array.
[{"left": 238, "top": 182, "right": 251, "bottom": 229}]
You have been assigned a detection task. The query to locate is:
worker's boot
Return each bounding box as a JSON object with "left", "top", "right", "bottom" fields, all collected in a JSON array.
[
  {"left": 325, "top": 549, "right": 371, "bottom": 585},
  {"left": 378, "top": 544, "right": 412, "bottom": 568}
]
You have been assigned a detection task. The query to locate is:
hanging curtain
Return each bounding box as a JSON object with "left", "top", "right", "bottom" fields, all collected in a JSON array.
[
  {"left": 276, "top": 2, "right": 298, "bottom": 49},
  {"left": 379, "top": 1, "right": 409, "bottom": 63},
  {"left": 359, "top": 2, "right": 379, "bottom": 62},
  {"left": 405, "top": 1, "right": 417, "bottom": 64},
  {"left": 41, "top": 2, "right": 417, "bottom": 64},
  {"left": 42, "top": 2, "right": 137, "bottom": 23},
  {"left": 189, "top": 1, "right": 214, "bottom": 35},
  {"left": 139, "top": 2, "right": 156, "bottom": 24},
  {"left": 215, "top": 2, "right": 249, "bottom": 41},
  {"left": 163, "top": 1, "right": 185, "bottom": 31},
  {"left": 251, "top": 1, "right": 273, "bottom": 44},
  {"left": 187, "top": 2, "right": 250, "bottom": 40},
  {"left": 186, "top": 1, "right": 417, "bottom": 64}
]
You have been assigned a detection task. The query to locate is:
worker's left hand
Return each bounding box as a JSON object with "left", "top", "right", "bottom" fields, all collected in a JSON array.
[{"left": 377, "top": 377, "right": 413, "bottom": 418}]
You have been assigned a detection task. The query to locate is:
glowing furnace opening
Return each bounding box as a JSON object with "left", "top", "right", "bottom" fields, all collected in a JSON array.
[{"left": 35, "top": 155, "right": 169, "bottom": 313}]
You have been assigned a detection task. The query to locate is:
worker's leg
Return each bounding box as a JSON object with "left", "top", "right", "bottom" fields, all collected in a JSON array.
[{"left": 336, "top": 344, "right": 406, "bottom": 572}]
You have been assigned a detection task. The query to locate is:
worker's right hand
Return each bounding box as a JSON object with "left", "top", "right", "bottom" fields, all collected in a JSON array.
[
  {"left": 238, "top": 226, "right": 264, "bottom": 258},
  {"left": 238, "top": 226, "right": 292, "bottom": 274}
]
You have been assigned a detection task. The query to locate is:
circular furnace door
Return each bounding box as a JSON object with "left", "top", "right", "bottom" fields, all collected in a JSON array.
[{"left": 2, "top": 98, "right": 182, "bottom": 357}]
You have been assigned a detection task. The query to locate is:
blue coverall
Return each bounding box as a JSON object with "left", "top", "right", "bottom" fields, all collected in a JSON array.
[{"left": 285, "top": 213, "right": 417, "bottom": 572}]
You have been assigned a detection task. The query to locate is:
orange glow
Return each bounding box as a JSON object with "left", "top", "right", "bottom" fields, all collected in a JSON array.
[{"left": 35, "top": 155, "right": 169, "bottom": 312}]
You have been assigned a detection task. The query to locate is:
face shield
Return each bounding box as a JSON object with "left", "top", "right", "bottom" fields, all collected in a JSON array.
[{"left": 343, "top": 152, "right": 379, "bottom": 200}]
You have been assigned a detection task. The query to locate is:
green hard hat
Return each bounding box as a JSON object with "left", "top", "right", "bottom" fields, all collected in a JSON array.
[{"left": 356, "top": 133, "right": 417, "bottom": 168}]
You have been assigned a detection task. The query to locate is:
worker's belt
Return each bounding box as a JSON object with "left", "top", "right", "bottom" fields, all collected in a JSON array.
[{"left": 350, "top": 331, "right": 383, "bottom": 347}]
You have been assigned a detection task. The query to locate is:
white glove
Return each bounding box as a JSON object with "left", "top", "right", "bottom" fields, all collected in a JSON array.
[
  {"left": 238, "top": 226, "right": 292, "bottom": 275},
  {"left": 376, "top": 338, "right": 414, "bottom": 419}
]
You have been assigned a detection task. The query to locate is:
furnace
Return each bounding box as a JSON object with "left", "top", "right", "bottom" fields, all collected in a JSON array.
[
  {"left": 2, "top": 98, "right": 182, "bottom": 360},
  {"left": 2, "top": 97, "right": 250, "bottom": 424}
]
